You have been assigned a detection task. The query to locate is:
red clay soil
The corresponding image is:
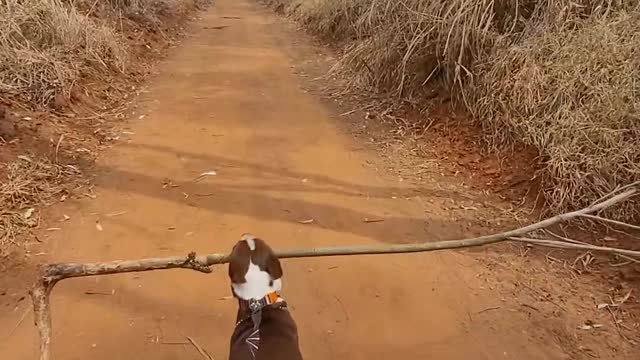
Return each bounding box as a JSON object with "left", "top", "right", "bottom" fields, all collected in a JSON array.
[{"left": 0, "top": 1, "right": 638, "bottom": 360}]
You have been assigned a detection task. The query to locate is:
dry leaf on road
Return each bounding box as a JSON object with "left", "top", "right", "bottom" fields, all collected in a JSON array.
[{"left": 23, "top": 208, "right": 35, "bottom": 219}]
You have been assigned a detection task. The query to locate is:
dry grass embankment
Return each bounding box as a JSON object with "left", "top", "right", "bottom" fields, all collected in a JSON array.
[
  {"left": 266, "top": 0, "right": 640, "bottom": 221},
  {"left": 0, "top": 0, "right": 210, "bottom": 254}
]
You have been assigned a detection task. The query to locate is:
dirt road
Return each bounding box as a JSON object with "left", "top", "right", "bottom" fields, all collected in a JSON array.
[{"left": 1, "top": 1, "right": 569, "bottom": 359}]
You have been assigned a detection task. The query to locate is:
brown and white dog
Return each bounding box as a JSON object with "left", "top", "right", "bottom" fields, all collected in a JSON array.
[{"left": 228, "top": 234, "right": 303, "bottom": 360}]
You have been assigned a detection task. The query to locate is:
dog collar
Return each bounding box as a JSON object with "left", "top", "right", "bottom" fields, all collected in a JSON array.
[
  {"left": 238, "top": 292, "right": 281, "bottom": 331},
  {"left": 240, "top": 291, "right": 280, "bottom": 312}
]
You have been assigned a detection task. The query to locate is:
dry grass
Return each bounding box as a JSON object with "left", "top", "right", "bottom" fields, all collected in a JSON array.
[
  {"left": 472, "top": 9, "right": 640, "bottom": 219},
  {"left": 0, "top": 157, "right": 76, "bottom": 254},
  {"left": 0, "top": 0, "right": 209, "bottom": 108},
  {"left": 269, "top": 0, "right": 640, "bottom": 221},
  {"left": 282, "top": 0, "right": 366, "bottom": 40},
  {"left": 0, "top": 0, "right": 127, "bottom": 107}
]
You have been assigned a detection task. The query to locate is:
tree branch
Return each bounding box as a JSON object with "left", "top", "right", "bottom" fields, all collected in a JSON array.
[
  {"left": 578, "top": 214, "right": 640, "bottom": 231},
  {"left": 509, "top": 237, "right": 640, "bottom": 259},
  {"left": 30, "top": 187, "right": 638, "bottom": 360}
]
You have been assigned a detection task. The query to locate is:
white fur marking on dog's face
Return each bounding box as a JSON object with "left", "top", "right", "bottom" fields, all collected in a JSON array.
[
  {"left": 232, "top": 260, "right": 282, "bottom": 300},
  {"left": 241, "top": 233, "right": 256, "bottom": 251}
]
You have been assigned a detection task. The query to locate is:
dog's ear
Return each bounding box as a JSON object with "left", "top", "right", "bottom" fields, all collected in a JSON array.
[
  {"left": 265, "top": 249, "right": 283, "bottom": 281},
  {"left": 253, "top": 238, "right": 283, "bottom": 280},
  {"left": 228, "top": 241, "right": 251, "bottom": 284}
]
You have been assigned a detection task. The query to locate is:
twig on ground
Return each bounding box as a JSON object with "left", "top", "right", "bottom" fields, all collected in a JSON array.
[
  {"left": 363, "top": 218, "right": 384, "bottom": 223},
  {"left": 54, "top": 135, "right": 64, "bottom": 164},
  {"left": 519, "top": 282, "right": 567, "bottom": 312},
  {"left": 606, "top": 307, "right": 628, "bottom": 340},
  {"left": 186, "top": 336, "right": 215, "bottom": 360},
  {"left": 476, "top": 306, "right": 501, "bottom": 314},
  {"left": 84, "top": 290, "right": 114, "bottom": 296},
  {"left": 611, "top": 255, "right": 640, "bottom": 265},
  {"left": 9, "top": 306, "right": 31, "bottom": 337},
  {"left": 161, "top": 341, "right": 190, "bottom": 345},
  {"left": 28, "top": 186, "right": 639, "bottom": 360}
]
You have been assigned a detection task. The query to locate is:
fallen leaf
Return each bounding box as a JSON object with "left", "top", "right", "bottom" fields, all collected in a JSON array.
[
  {"left": 60, "top": 194, "right": 67, "bottom": 202},
  {"left": 579, "top": 324, "right": 603, "bottom": 330},
  {"left": 23, "top": 208, "right": 35, "bottom": 220},
  {"left": 597, "top": 303, "right": 608, "bottom": 310},
  {"left": 580, "top": 320, "right": 603, "bottom": 330},
  {"left": 46, "top": 228, "right": 61, "bottom": 232},
  {"left": 167, "top": 226, "right": 176, "bottom": 231},
  {"left": 95, "top": 221, "right": 103, "bottom": 231},
  {"left": 298, "top": 219, "right": 314, "bottom": 224},
  {"left": 62, "top": 214, "right": 70, "bottom": 221},
  {"left": 460, "top": 205, "right": 478, "bottom": 211},
  {"left": 17, "top": 155, "right": 32, "bottom": 163},
  {"left": 196, "top": 170, "right": 218, "bottom": 181},
  {"left": 106, "top": 211, "right": 127, "bottom": 217}
]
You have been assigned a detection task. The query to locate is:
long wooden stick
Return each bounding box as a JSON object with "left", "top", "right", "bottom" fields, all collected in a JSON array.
[{"left": 30, "top": 187, "right": 638, "bottom": 360}]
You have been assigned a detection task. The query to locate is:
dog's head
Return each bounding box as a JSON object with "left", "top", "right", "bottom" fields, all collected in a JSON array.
[{"left": 228, "top": 234, "right": 283, "bottom": 300}]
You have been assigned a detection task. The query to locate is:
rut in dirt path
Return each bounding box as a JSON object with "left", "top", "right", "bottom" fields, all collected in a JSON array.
[{"left": 1, "top": 1, "right": 571, "bottom": 359}]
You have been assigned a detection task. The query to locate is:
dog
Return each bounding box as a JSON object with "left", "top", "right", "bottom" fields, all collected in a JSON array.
[{"left": 228, "top": 234, "right": 303, "bottom": 360}]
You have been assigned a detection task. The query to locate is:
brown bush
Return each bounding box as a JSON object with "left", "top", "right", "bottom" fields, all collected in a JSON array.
[
  {"left": 269, "top": 0, "right": 640, "bottom": 220},
  {"left": 0, "top": 0, "right": 126, "bottom": 107},
  {"left": 471, "top": 9, "right": 640, "bottom": 218},
  {"left": 0, "top": 0, "right": 210, "bottom": 108}
]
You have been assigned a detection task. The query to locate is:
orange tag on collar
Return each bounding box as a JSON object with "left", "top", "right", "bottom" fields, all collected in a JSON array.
[{"left": 267, "top": 292, "right": 279, "bottom": 304}]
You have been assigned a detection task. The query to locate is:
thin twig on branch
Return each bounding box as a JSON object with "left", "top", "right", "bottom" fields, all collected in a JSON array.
[
  {"left": 30, "top": 186, "right": 638, "bottom": 360},
  {"left": 579, "top": 214, "right": 640, "bottom": 231},
  {"left": 509, "top": 237, "right": 640, "bottom": 259}
]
